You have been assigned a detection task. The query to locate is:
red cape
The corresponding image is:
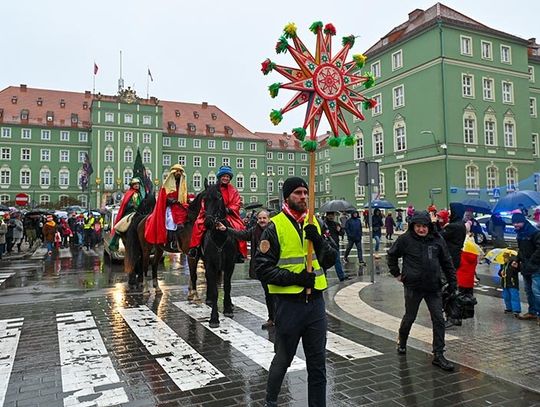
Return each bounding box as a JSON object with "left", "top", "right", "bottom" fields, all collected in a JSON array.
[
  {"left": 111, "top": 188, "right": 137, "bottom": 235},
  {"left": 144, "top": 188, "right": 168, "bottom": 244}
]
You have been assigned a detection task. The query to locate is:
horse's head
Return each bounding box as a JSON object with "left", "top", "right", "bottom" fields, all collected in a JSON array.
[{"left": 203, "top": 184, "right": 226, "bottom": 228}]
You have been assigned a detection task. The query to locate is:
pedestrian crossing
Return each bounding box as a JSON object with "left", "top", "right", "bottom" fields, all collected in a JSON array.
[
  {"left": 0, "top": 273, "right": 14, "bottom": 287},
  {"left": 0, "top": 298, "right": 383, "bottom": 406}
]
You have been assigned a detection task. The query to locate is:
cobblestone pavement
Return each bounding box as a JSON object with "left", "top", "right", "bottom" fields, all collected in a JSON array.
[{"left": 0, "top": 245, "right": 539, "bottom": 406}]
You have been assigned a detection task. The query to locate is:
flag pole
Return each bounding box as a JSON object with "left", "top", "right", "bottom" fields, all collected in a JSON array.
[
  {"left": 146, "top": 67, "right": 149, "bottom": 99},
  {"left": 93, "top": 61, "right": 96, "bottom": 94}
]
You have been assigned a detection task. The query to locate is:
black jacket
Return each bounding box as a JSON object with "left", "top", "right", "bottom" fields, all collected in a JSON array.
[
  {"left": 254, "top": 214, "right": 337, "bottom": 289},
  {"left": 227, "top": 224, "right": 264, "bottom": 279},
  {"left": 388, "top": 212, "right": 456, "bottom": 292},
  {"left": 516, "top": 227, "right": 540, "bottom": 276},
  {"left": 440, "top": 203, "right": 466, "bottom": 269}
]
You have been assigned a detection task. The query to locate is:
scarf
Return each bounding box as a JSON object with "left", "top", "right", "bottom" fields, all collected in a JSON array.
[
  {"left": 163, "top": 168, "right": 187, "bottom": 204},
  {"left": 282, "top": 201, "right": 308, "bottom": 224}
]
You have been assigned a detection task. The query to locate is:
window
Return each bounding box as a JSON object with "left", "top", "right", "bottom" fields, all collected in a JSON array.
[
  {"left": 178, "top": 155, "right": 186, "bottom": 166},
  {"left": 104, "top": 130, "right": 114, "bottom": 142},
  {"left": 79, "top": 132, "right": 88, "bottom": 142},
  {"left": 39, "top": 195, "right": 50, "bottom": 206},
  {"left": 373, "top": 130, "right": 384, "bottom": 156},
  {"left": 250, "top": 142, "right": 257, "bottom": 152},
  {"left": 482, "top": 78, "right": 494, "bottom": 101},
  {"left": 222, "top": 157, "right": 230, "bottom": 166},
  {"left": 267, "top": 152, "right": 273, "bottom": 159},
  {"left": 391, "top": 50, "right": 403, "bottom": 70},
  {"left": 208, "top": 173, "right": 216, "bottom": 184},
  {"left": 59, "top": 170, "right": 69, "bottom": 187},
  {"left": 500, "top": 45, "right": 512, "bottom": 63},
  {"left": 143, "top": 133, "right": 151, "bottom": 144},
  {"left": 464, "top": 116, "right": 476, "bottom": 144},
  {"left": 484, "top": 119, "right": 496, "bottom": 146},
  {"left": 371, "top": 61, "right": 381, "bottom": 78},
  {"left": 104, "top": 147, "right": 114, "bottom": 162},
  {"left": 163, "top": 154, "right": 171, "bottom": 166},
  {"left": 124, "top": 148, "right": 133, "bottom": 163},
  {"left": 124, "top": 114, "right": 133, "bottom": 124},
  {"left": 288, "top": 167, "right": 294, "bottom": 176},
  {"left": 78, "top": 151, "right": 86, "bottom": 162},
  {"left": 266, "top": 165, "right": 274, "bottom": 175},
  {"left": 236, "top": 141, "right": 244, "bottom": 151},
  {"left": 250, "top": 159, "right": 257, "bottom": 169},
  {"left": 460, "top": 36, "right": 472, "bottom": 56},
  {"left": 284, "top": 153, "right": 292, "bottom": 161},
  {"left": 1, "top": 148, "right": 10, "bottom": 160},
  {"left": 208, "top": 157, "right": 216, "bottom": 167},
  {"left": 277, "top": 152, "right": 284, "bottom": 160},
  {"left": 124, "top": 131, "right": 133, "bottom": 143},
  {"left": 324, "top": 178, "right": 330, "bottom": 192},
  {"left": 193, "top": 156, "right": 201, "bottom": 167},
  {"left": 104, "top": 169, "right": 114, "bottom": 189},
  {"left": 481, "top": 41, "right": 492, "bottom": 60},
  {"left": 193, "top": 139, "right": 201, "bottom": 149},
  {"left": 462, "top": 74, "right": 474, "bottom": 97},
  {"left": 193, "top": 173, "right": 202, "bottom": 190},
  {"left": 532, "top": 134, "right": 539, "bottom": 157},
  {"left": 504, "top": 121, "right": 516, "bottom": 147},
  {"left": 60, "top": 131, "right": 69, "bottom": 142},
  {"left": 300, "top": 153, "right": 307, "bottom": 161},
  {"left": 178, "top": 138, "right": 186, "bottom": 148},
  {"left": 20, "top": 169, "right": 31, "bottom": 186},
  {"left": 506, "top": 166, "right": 518, "bottom": 191},
  {"left": 528, "top": 66, "right": 535, "bottom": 82},
  {"left": 1, "top": 128, "right": 11, "bottom": 138},
  {"left": 486, "top": 166, "right": 498, "bottom": 190},
  {"left": 59, "top": 150, "right": 69, "bottom": 162},
  {"left": 40, "top": 149, "right": 50, "bottom": 161},
  {"left": 22, "top": 129, "right": 31, "bottom": 139},
  {"left": 394, "top": 125, "right": 406, "bottom": 152},
  {"left": 40, "top": 169, "right": 50, "bottom": 186},
  {"left": 530, "top": 98, "right": 537, "bottom": 117},
  {"left": 373, "top": 94, "right": 382, "bottom": 115},
  {"left": 395, "top": 169, "right": 408, "bottom": 194},
  {"left": 378, "top": 172, "right": 385, "bottom": 196},
  {"left": 250, "top": 175, "right": 258, "bottom": 189},
  {"left": 236, "top": 158, "right": 244, "bottom": 168},
  {"left": 208, "top": 140, "right": 215, "bottom": 149},
  {"left": 465, "top": 164, "right": 479, "bottom": 190},
  {"left": 267, "top": 179, "right": 274, "bottom": 193},
  {"left": 163, "top": 137, "right": 171, "bottom": 147},
  {"left": 0, "top": 194, "right": 9, "bottom": 204},
  {"left": 0, "top": 168, "right": 11, "bottom": 185},
  {"left": 41, "top": 130, "right": 50, "bottom": 140},
  {"left": 502, "top": 81, "right": 513, "bottom": 103},
  {"left": 236, "top": 174, "right": 244, "bottom": 189},
  {"left": 354, "top": 132, "right": 364, "bottom": 159},
  {"left": 222, "top": 140, "right": 230, "bottom": 150},
  {"left": 142, "top": 115, "right": 151, "bottom": 125},
  {"left": 301, "top": 167, "right": 308, "bottom": 176},
  {"left": 393, "top": 85, "right": 404, "bottom": 108},
  {"left": 105, "top": 112, "right": 114, "bottom": 122},
  {"left": 277, "top": 166, "right": 284, "bottom": 175}
]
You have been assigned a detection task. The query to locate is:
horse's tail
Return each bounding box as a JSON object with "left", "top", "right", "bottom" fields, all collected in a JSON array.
[{"left": 123, "top": 212, "right": 145, "bottom": 273}]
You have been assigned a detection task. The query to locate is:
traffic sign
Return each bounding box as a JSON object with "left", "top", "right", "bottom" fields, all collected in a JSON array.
[
  {"left": 15, "top": 193, "right": 29, "bottom": 206},
  {"left": 492, "top": 187, "right": 500, "bottom": 198}
]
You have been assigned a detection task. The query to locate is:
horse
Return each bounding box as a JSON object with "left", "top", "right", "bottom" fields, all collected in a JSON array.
[
  {"left": 200, "top": 183, "right": 239, "bottom": 328},
  {"left": 123, "top": 191, "right": 204, "bottom": 296}
]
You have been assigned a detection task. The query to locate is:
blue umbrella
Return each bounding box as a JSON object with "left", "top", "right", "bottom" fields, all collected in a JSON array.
[
  {"left": 493, "top": 190, "right": 540, "bottom": 213},
  {"left": 461, "top": 198, "right": 492, "bottom": 214},
  {"left": 364, "top": 199, "right": 395, "bottom": 209}
]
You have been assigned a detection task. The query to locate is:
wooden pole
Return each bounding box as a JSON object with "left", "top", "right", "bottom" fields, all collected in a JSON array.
[{"left": 306, "top": 123, "right": 316, "bottom": 295}]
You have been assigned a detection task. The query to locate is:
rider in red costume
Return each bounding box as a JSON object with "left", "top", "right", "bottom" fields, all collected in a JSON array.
[
  {"left": 189, "top": 165, "right": 247, "bottom": 258},
  {"left": 109, "top": 177, "right": 142, "bottom": 251}
]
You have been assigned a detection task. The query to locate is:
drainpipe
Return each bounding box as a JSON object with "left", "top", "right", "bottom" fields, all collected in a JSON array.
[{"left": 438, "top": 20, "right": 450, "bottom": 208}]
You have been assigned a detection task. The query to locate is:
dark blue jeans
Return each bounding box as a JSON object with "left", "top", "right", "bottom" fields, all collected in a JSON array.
[
  {"left": 522, "top": 274, "right": 539, "bottom": 315},
  {"left": 344, "top": 238, "right": 363, "bottom": 261},
  {"left": 266, "top": 294, "right": 327, "bottom": 406}
]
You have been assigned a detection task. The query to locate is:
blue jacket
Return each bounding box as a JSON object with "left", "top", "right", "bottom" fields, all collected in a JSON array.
[{"left": 345, "top": 217, "right": 362, "bottom": 241}]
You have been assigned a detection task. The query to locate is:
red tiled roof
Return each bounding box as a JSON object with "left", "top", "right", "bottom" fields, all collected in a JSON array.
[
  {"left": 0, "top": 85, "right": 92, "bottom": 128},
  {"left": 254, "top": 131, "right": 303, "bottom": 152},
  {"left": 161, "top": 100, "right": 257, "bottom": 140}
]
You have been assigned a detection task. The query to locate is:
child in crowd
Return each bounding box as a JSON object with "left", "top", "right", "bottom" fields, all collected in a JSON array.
[{"left": 498, "top": 254, "right": 521, "bottom": 317}]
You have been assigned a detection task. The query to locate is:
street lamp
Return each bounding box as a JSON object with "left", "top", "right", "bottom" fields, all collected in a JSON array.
[{"left": 421, "top": 130, "right": 449, "bottom": 207}]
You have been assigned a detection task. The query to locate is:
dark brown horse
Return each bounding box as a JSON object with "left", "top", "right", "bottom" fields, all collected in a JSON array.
[{"left": 123, "top": 191, "right": 203, "bottom": 297}]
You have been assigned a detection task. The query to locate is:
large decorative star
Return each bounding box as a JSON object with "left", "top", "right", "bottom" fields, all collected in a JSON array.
[{"left": 262, "top": 21, "right": 377, "bottom": 151}]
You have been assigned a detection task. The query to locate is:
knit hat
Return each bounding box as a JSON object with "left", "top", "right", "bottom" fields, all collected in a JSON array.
[
  {"left": 511, "top": 212, "right": 527, "bottom": 224},
  {"left": 282, "top": 177, "right": 308, "bottom": 200},
  {"left": 216, "top": 165, "right": 234, "bottom": 179},
  {"left": 409, "top": 210, "right": 431, "bottom": 226}
]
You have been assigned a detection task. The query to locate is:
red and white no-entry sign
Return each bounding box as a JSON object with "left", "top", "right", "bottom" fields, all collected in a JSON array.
[{"left": 15, "top": 193, "right": 29, "bottom": 206}]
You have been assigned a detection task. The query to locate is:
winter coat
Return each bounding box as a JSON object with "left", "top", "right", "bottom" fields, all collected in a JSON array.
[
  {"left": 227, "top": 224, "right": 265, "bottom": 279},
  {"left": 345, "top": 216, "right": 362, "bottom": 241},
  {"left": 388, "top": 211, "right": 456, "bottom": 292},
  {"left": 42, "top": 221, "right": 57, "bottom": 243},
  {"left": 498, "top": 257, "right": 520, "bottom": 289},
  {"left": 516, "top": 224, "right": 540, "bottom": 276},
  {"left": 371, "top": 211, "right": 384, "bottom": 237},
  {"left": 11, "top": 219, "right": 24, "bottom": 240},
  {"left": 456, "top": 236, "right": 482, "bottom": 288},
  {"left": 440, "top": 202, "right": 467, "bottom": 269},
  {"left": 0, "top": 222, "right": 7, "bottom": 244},
  {"left": 324, "top": 218, "right": 343, "bottom": 248},
  {"left": 385, "top": 216, "right": 396, "bottom": 235}
]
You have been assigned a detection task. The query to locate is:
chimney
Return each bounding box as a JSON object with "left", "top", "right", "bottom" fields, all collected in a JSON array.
[
  {"left": 202, "top": 102, "right": 208, "bottom": 109},
  {"left": 20, "top": 84, "right": 27, "bottom": 92},
  {"left": 408, "top": 8, "right": 423, "bottom": 21},
  {"left": 84, "top": 90, "right": 91, "bottom": 98}
]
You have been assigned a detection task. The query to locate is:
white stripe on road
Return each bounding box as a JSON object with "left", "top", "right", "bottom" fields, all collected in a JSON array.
[
  {"left": 58, "top": 248, "right": 73, "bottom": 259},
  {"left": 56, "top": 311, "right": 128, "bottom": 407},
  {"left": 233, "top": 296, "right": 382, "bottom": 360},
  {"left": 118, "top": 306, "right": 224, "bottom": 391},
  {"left": 0, "top": 273, "right": 15, "bottom": 286},
  {"left": 173, "top": 301, "right": 306, "bottom": 372},
  {"left": 0, "top": 318, "right": 24, "bottom": 407},
  {"left": 335, "top": 282, "right": 459, "bottom": 343},
  {"left": 32, "top": 247, "right": 48, "bottom": 259}
]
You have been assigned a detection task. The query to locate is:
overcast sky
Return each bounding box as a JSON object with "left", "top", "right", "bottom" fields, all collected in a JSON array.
[{"left": 3, "top": 1, "right": 539, "bottom": 134}]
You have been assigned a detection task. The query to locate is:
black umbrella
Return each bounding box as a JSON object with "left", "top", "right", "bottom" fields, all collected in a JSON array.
[
  {"left": 461, "top": 198, "right": 492, "bottom": 214},
  {"left": 245, "top": 202, "right": 263, "bottom": 210},
  {"left": 319, "top": 199, "right": 356, "bottom": 213},
  {"left": 364, "top": 199, "right": 395, "bottom": 209}
]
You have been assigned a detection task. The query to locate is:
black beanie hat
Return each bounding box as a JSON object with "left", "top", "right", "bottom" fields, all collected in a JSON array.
[
  {"left": 511, "top": 212, "right": 527, "bottom": 224},
  {"left": 282, "top": 177, "right": 308, "bottom": 200}
]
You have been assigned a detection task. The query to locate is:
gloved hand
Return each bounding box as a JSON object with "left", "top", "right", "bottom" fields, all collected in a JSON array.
[
  {"left": 304, "top": 224, "right": 322, "bottom": 243},
  {"left": 294, "top": 269, "right": 316, "bottom": 288},
  {"left": 167, "top": 198, "right": 177, "bottom": 205}
]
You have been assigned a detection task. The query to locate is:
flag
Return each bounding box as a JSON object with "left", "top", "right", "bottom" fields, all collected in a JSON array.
[
  {"left": 94, "top": 62, "right": 99, "bottom": 75},
  {"left": 148, "top": 68, "right": 153, "bottom": 82},
  {"left": 80, "top": 153, "right": 94, "bottom": 192},
  {"left": 134, "top": 148, "right": 154, "bottom": 198}
]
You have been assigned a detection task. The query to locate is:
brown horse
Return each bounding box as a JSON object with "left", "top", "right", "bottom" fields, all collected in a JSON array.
[{"left": 123, "top": 191, "right": 203, "bottom": 297}]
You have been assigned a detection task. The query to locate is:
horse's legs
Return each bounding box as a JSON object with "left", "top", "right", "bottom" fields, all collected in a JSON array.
[
  {"left": 187, "top": 256, "right": 200, "bottom": 301},
  {"left": 152, "top": 248, "right": 163, "bottom": 294},
  {"left": 205, "top": 267, "right": 220, "bottom": 328},
  {"left": 223, "top": 262, "right": 235, "bottom": 318}
]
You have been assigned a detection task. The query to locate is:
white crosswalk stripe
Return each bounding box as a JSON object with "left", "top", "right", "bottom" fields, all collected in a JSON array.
[
  {"left": 0, "top": 318, "right": 24, "bottom": 407},
  {"left": 173, "top": 301, "right": 306, "bottom": 371},
  {"left": 233, "top": 296, "right": 382, "bottom": 360},
  {"left": 56, "top": 311, "right": 128, "bottom": 407},
  {"left": 118, "top": 306, "right": 224, "bottom": 391},
  {"left": 0, "top": 273, "right": 15, "bottom": 286}
]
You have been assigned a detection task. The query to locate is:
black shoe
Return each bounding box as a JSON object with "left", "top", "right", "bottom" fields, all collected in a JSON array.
[
  {"left": 339, "top": 275, "right": 351, "bottom": 282},
  {"left": 444, "top": 319, "right": 455, "bottom": 329},
  {"left": 397, "top": 345, "right": 406, "bottom": 355},
  {"left": 261, "top": 319, "right": 274, "bottom": 329},
  {"left": 432, "top": 353, "right": 454, "bottom": 371}
]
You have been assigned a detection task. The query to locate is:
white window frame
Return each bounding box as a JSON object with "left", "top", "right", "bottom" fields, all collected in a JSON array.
[
  {"left": 287, "top": 153, "right": 294, "bottom": 161},
  {"left": 481, "top": 40, "right": 492, "bottom": 60},
  {"left": 21, "top": 148, "right": 31, "bottom": 161},
  {"left": 59, "top": 150, "right": 69, "bottom": 162},
  {"left": 124, "top": 148, "right": 133, "bottom": 163},
  {"left": 395, "top": 169, "right": 408, "bottom": 194},
  {"left": 463, "top": 115, "right": 477, "bottom": 145},
  {"left": 40, "top": 169, "right": 50, "bottom": 186},
  {"left": 460, "top": 35, "right": 473, "bottom": 56},
  {"left": 124, "top": 114, "right": 133, "bottom": 124},
  {"left": 373, "top": 94, "right": 382, "bottom": 115},
  {"left": 1, "top": 128, "right": 11, "bottom": 138},
  {"left": 250, "top": 159, "right": 257, "bottom": 169},
  {"left": 250, "top": 142, "right": 257, "bottom": 152},
  {"left": 178, "top": 155, "right": 186, "bottom": 166},
  {"left": 1, "top": 148, "right": 11, "bottom": 160},
  {"left": 530, "top": 97, "right": 537, "bottom": 117},
  {"left": 391, "top": 50, "right": 403, "bottom": 71},
  {"left": 465, "top": 164, "right": 480, "bottom": 190},
  {"left": 300, "top": 153, "right": 307, "bottom": 161},
  {"left": 193, "top": 139, "right": 201, "bottom": 149},
  {"left": 20, "top": 168, "right": 31, "bottom": 187},
  {"left": 59, "top": 169, "right": 70, "bottom": 188},
  {"left": 392, "top": 85, "right": 404, "bottom": 109},
  {"left": 372, "top": 128, "right": 384, "bottom": 156},
  {"left": 506, "top": 166, "right": 518, "bottom": 191},
  {"left": 104, "top": 130, "right": 114, "bottom": 142},
  {"left": 163, "top": 137, "right": 171, "bottom": 147},
  {"left": 142, "top": 133, "right": 151, "bottom": 144},
  {"left": 21, "top": 128, "right": 31, "bottom": 139},
  {"left": 222, "top": 157, "right": 230, "bottom": 166},
  {"left": 41, "top": 129, "right": 51, "bottom": 141},
  {"left": 502, "top": 81, "right": 514, "bottom": 104},
  {"left": 193, "top": 156, "right": 201, "bottom": 167},
  {"left": 142, "top": 115, "right": 151, "bottom": 125},
  {"left": 371, "top": 60, "right": 381, "bottom": 78},
  {"left": 222, "top": 140, "right": 230, "bottom": 150},
  {"left": 178, "top": 138, "right": 186, "bottom": 148},
  {"left": 208, "top": 156, "right": 216, "bottom": 168},
  {"left": 236, "top": 174, "right": 244, "bottom": 190},
  {"left": 79, "top": 132, "right": 88, "bottom": 142},
  {"left": 60, "top": 131, "right": 70, "bottom": 142},
  {"left": 354, "top": 132, "right": 364, "bottom": 160},
  {"left": 40, "top": 149, "right": 50, "bottom": 162},
  {"left": 250, "top": 174, "right": 257, "bottom": 190},
  {"left": 394, "top": 123, "right": 406, "bottom": 152},
  {"left": 142, "top": 150, "right": 151, "bottom": 164},
  {"left": 462, "top": 74, "right": 474, "bottom": 98},
  {"left": 482, "top": 77, "right": 494, "bottom": 101},
  {"left": 528, "top": 66, "right": 535, "bottom": 82},
  {"left": 163, "top": 154, "right": 171, "bottom": 166},
  {"left": 105, "top": 112, "right": 114, "bottom": 122},
  {"left": 104, "top": 147, "right": 114, "bottom": 162},
  {"left": 504, "top": 120, "right": 516, "bottom": 148},
  {"left": 208, "top": 140, "right": 215, "bottom": 149},
  {"left": 500, "top": 44, "right": 512, "bottom": 64},
  {"left": 484, "top": 117, "right": 497, "bottom": 146},
  {"left": 486, "top": 166, "right": 498, "bottom": 190},
  {"left": 532, "top": 133, "right": 539, "bottom": 157},
  {"left": 236, "top": 157, "right": 244, "bottom": 169},
  {"left": 236, "top": 141, "right": 244, "bottom": 151}
]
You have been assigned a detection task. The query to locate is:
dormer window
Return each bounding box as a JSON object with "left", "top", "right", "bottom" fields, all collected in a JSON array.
[
  {"left": 0, "top": 109, "right": 3, "bottom": 119},
  {"left": 83, "top": 101, "right": 89, "bottom": 110},
  {"left": 46, "top": 111, "right": 54, "bottom": 122},
  {"left": 211, "top": 113, "right": 217, "bottom": 120},
  {"left": 175, "top": 110, "right": 181, "bottom": 117},
  {"left": 20, "top": 109, "right": 29, "bottom": 120},
  {"left": 37, "top": 97, "right": 43, "bottom": 106},
  {"left": 193, "top": 111, "right": 199, "bottom": 119},
  {"left": 207, "top": 125, "right": 215, "bottom": 134},
  {"left": 71, "top": 113, "right": 78, "bottom": 124},
  {"left": 225, "top": 126, "right": 233, "bottom": 135},
  {"left": 11, "top": 96, "right": 17, "bottom": 104},
  {"left": 60, "top": 99, "right": 66, "bottom": 108},
  {"left": 188, "top": 123, "right": 196, "bottom": 132},
  {"left": 167, "top": 121, "right": 176, "bottom": 131}
]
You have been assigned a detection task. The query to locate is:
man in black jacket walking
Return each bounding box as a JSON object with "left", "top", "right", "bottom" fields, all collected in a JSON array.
[{"left": 387, "top": 211, "right": 457, "bottom": 371}]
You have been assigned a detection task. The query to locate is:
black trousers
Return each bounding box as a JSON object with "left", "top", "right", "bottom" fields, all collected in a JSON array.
[
  {"left": 262, "top": 281, "right": 275, "bottom": 321},
  {"left": 398, "top": 287, "right": 446, "bottom": 354},
  {"left": 266, "top": 294, "right": 327, "bottom": 406}
]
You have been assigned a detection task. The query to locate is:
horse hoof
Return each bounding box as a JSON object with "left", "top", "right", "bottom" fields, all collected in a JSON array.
[
  {"left": 223, "top": 311, "right": 234, "bottom": 318},
  {"left": 209, "top": 321, "right": 220, "bottom": 328}
]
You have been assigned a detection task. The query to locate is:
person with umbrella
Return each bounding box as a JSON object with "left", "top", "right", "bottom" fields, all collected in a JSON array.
[{"left": 323, "top": 212, "right": 350, "bottom": 281}]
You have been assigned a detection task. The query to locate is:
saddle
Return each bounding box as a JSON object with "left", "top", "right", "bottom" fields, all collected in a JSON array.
[{"left": 115, "top": 212, "right": 135, "bottom": 233}]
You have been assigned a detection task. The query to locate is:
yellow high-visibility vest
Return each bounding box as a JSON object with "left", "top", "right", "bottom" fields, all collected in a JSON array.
[{"left": 268, "top": 212, "right": 328, "bottom": 294}]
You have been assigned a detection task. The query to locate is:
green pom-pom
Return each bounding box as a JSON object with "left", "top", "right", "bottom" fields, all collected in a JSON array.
[
  {"left": 342, "top": 35, "right": 355, "bottom": 47},
  {"left": 275, "top": 36, "right": 289, "bottom": 54},
  {"left": 343, "top": 135, "right": 355, "bottom": 146},
  {"left": 302, "top": 140, "right": 318, "bottom": 152},
  {"left": 364, "top": 72, "right": 375, "bottom": 89},
  {"left": 363, "top": 99, "right": 376, "bottom": 110},
  {"left": 309, "top": 21, "right": 323, "bottom": 34},
  {"left": 268, "top": 83, "right": 281, "bottom": 98},
  {"left": 270, "top": 109, "right": 283, "bottom": 125},
  {"left": 328, "top": 137, "right": 341, "bottom": 147},
  {"left": 292, "top": 127, "right": 306, "bottom": 141}
]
